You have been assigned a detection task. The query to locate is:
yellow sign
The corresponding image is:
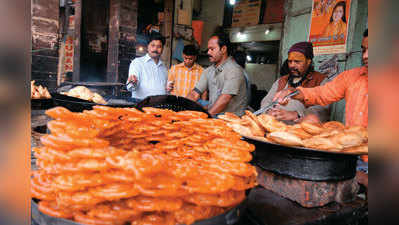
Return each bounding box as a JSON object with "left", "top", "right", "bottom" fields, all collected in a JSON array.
[{"left": 232, "top": 0, "right": 261, "bottom": 28}]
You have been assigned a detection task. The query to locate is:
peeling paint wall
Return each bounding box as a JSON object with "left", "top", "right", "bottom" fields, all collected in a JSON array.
[{"left": 31, "top": 0, "right": 60, "bottom": 90}]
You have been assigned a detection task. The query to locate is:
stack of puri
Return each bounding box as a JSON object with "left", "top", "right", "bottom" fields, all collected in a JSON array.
[{"left": 218, "top": 111, "right": 368, "bottom": 155}]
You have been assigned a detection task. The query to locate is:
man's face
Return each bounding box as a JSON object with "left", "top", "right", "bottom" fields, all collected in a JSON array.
[
  {"left": 361, "top": 36, "right": 368, "bottom": 68},
  {"left": 148, "top": 40, "right": 163, "bottom": 59},
  {"left": 207, "top": 36, "right": 225, "bottom": 64},
  {"left": 183, "top": 54, "right": 196, "bottom": 68},
  {"left": 287, "top": 52, "right": 311, "bottom": 77}
]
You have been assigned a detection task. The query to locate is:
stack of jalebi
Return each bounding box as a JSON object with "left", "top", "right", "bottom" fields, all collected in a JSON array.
[{"left": 32, "top": 106, "right": 257, "bottom": 225}]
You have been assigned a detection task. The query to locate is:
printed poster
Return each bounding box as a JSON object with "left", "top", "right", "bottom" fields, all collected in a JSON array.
[
  {"left": 232, "top": 0, "right": 262, "bottom": 28},
  {"left": 308, "top": 0, "right": 351, "bottom": 55}
]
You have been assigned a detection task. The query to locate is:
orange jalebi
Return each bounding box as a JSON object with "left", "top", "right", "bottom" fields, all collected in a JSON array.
[{"left": 32, "top": 106, "right": 257, "bottom": 225}]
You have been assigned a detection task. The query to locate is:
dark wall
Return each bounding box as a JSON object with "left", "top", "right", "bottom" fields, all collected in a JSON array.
[
  {"left": 31, "top": 0, "right": 60, "bottom": 91},
  {"left": 80, "top": 0, "right": 110, "bottom": 82}
]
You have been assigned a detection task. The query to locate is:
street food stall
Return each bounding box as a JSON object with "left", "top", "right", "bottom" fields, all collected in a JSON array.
[{"left": 30, "top": 0, "right": 368, "bottom": 225}]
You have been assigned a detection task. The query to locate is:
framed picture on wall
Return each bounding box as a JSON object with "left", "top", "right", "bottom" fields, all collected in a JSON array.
[{"left": 308, "top": 0, "right": 352, "bottom": 55}]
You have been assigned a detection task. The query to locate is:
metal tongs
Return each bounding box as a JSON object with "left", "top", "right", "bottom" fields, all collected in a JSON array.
[{"left": 253, "top": 90, "right": 299, "bottom": 115}]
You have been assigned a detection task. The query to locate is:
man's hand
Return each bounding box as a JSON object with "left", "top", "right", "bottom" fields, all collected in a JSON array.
[
  {"left": 268, "top": 107, "right": 299, "bottom": 121},
  {"left": 273, "top": 87, "right": 303, "bottom": 105},
  {"left": 208, "top": 94, "right": 233, "bottom": 116},
  {"left": 127, "top": 75, "right": 138, "bottom": 85},
  {"left": 301, "top": 114, "right": 321, "bottom": 124},
  {"left": 166, "top": 81, "right": 174, "bottom": 92}
]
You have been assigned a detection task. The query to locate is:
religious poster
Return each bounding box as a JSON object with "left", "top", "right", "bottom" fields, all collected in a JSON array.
[
  {"left": 308, "top": 0, "right": 352, "bottom": 55},
  {"left": 232, "top": 0, "right": 262, "bottom": 28}
]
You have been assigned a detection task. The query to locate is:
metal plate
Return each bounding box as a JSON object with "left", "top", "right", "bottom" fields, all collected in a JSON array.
[
  {"left": 242, "top": 135, "right": 366, "bottom": 156},
  {"left": 243, "top": 136, "right": 358, "bottom": 181},
  {"left": 32, "top": 199, "right": 246, "bottom": 225}
]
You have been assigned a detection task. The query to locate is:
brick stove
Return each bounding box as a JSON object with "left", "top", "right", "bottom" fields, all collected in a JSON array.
[
  {"left": 245, "top": 136, "right": 361, "bottom": 208},
  {"left": 256, "top": 167, "right": 359, "bottom": 208}
]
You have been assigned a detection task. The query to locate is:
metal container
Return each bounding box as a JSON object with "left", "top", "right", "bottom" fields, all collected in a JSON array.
[
  {"left": 244, "top": 137, "right": 358, "bottom": 181},
  {"left": 31, "top": 199, "right": 246, "bottom": 225}
]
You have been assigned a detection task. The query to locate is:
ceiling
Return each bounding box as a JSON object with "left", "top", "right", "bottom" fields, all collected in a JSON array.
[{"left": 239, "top": 41, "right": 280, "bottom": 53}]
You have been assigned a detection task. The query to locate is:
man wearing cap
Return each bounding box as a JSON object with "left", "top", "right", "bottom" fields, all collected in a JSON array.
[
  {"left": 274, "top": 29, "right": 369, "bottom": 188},
  {"left": 259, "top": 41, "right": 329, "bottom": 123}
]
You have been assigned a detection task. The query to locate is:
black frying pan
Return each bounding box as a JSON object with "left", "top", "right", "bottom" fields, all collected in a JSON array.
[
  {"left": 51, "top": 93, "right": 136, "bottom": 112},
  {"left": 136, "top": 95, "right": 211, "bottom": 118},
  {"left": 243, "top": 136, "right": 359, "bottom": 181},
  {"left": 31, "top": 198, "right": 246, "bottom": 225},
  {"left": 31, "top": 98, "right": 54, "bottom": 110}
]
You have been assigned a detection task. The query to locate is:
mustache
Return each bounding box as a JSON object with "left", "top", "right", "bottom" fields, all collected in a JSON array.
[
  {"left": 151, "top": 51, "right": 160, "bottom": 54},
  {"left": 289, "top": 68, "right": 299, "bottom": 73}
]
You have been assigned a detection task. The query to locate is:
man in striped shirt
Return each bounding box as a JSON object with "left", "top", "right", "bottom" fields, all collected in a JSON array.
[{"left": 167, "top": 45, "right": 206, "bottom": 100}]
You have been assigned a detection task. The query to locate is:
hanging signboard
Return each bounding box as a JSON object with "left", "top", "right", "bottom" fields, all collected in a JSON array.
[
  {"left": 64, "top": 35, "right": 74, "bottom": 73},
  {"left": 232, "top": 0, "right": 261, "bottom": 28},
  {"left": 308, "top": 0, "right": 352, "bottom": 55},
  {"left": 58, "top": 15, "right": 75, "bottom": 85}
]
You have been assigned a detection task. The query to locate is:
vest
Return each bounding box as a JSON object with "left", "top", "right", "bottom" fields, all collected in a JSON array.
[{"left": 277, "top": 71, "right": 327, "bottom": 92}]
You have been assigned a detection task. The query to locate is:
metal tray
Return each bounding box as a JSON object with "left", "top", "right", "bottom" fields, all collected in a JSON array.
[
  {"left": 243, "top": 136, "right": 358, "bottom": 181},
  {"left": 242, "top": 135, "right": 366, "bottom": 156},
  {"left": 32, "top": 199, "right": 246, "bottom": 225}
]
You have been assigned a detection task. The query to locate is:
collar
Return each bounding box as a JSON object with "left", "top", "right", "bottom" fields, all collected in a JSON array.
[
  {"left": 144, "top": 54, "right": 163, "bottom": 67},
  {"left": 213, "top": 57, "right": 232, "bottom": 73},
  {"left": 177, "top": 63, "right": 199, "bottom": 71}
]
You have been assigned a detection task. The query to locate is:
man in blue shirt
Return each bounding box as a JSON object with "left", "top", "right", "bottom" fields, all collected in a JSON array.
[{"left": 127, "top": 34, "right": 168, "bottom": 99}]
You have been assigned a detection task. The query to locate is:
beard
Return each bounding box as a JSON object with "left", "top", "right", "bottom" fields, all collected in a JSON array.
[
  {"left": 288, "top": 68, "right": 302, "bottom": 77},
  {"left": 288, "top": 69, "right": 309, "bottom": 88}
]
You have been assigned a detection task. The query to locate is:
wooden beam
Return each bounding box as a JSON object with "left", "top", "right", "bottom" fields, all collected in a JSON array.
[
  {"left": 73, "top": 0, "right": 82, "bottom": 82},
  {"left": 107, "top": 0, "right": 121, "bottom": 82},
  {"left": 161, "top": 0, "right": 174, "bottom": 68}
]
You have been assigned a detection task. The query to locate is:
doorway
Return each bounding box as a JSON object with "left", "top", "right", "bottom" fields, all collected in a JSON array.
[{"left": 80, "top": 0, "right": 110, "bottom": 82}]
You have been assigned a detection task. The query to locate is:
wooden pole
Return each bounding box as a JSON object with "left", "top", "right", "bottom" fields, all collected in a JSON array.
[
  {"left": 162, "top": 0, "right": 174, "bottom": 68},
  {"left": 106, "top": 0, "right": 121, "bottom": 83},
  {"left": 73, "top": 0, "right": 82, "bottom": 82}
]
